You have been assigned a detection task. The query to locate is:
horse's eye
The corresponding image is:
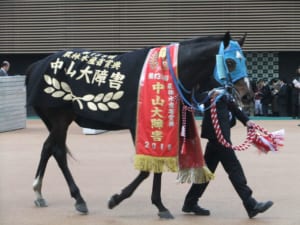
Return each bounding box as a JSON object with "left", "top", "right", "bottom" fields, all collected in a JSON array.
[{"left": 226, "top": 59, "right": 236, "bottom": 72}]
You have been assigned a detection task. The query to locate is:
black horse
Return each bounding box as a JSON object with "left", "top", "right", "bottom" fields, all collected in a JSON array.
[{"left": 26, "top": 32, "right": 252, "bottom": 219}]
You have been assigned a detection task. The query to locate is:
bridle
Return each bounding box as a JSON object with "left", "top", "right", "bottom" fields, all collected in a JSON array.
[{"left": 166, "top": 40, "right": 248, "bottom": 112}]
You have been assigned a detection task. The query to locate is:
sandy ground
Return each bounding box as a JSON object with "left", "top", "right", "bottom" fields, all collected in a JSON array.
[{"left": 0, "top": 119, "right": 300, "bottom": 225}]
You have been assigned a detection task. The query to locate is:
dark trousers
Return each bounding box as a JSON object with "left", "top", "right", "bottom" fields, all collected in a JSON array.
[
  {"left": 292, "top": 102, "right": 300, "bottom": 118},
  {"left": 262, "top": 103, "right": 269, "bottom": 116},
  {"left": 184, "top": 140, "right": 256, "bottom": 210},
  {"left": 278, "top": 104, "right": 288, "bottom": 117}
]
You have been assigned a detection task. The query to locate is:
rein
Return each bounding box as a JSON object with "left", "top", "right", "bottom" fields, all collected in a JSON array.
[{"left": 210, "top": 97, "right": 279, "bottom": 151}]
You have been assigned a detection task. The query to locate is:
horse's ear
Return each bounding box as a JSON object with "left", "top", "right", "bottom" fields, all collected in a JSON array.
[
  {"left": 223, "top": 31, "right": 231, "bottom": 49},
  {"left": 238, "top": 33, "right": 247, "bottom": 46}
]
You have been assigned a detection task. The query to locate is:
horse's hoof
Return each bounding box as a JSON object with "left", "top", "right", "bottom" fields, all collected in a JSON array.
[
  {"left": 158, "top": 210, "right": 174, "bottom": 219},
  {"left": 108, "top": 194, "right": 119, "bottom": 209},
  {"left": 75, "top": 202, "right": 88, "bottom": 214},
  {"left": 34, "top": 198, "right": 48, "bottom": 207}
]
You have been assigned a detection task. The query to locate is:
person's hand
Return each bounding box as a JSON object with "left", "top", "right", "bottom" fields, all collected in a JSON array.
[
  {"left": 246, "top": 120, "right": 255, "bottom": 129},
  {"left": 293, "top": 79, "right": 300, "bottom": 89}
]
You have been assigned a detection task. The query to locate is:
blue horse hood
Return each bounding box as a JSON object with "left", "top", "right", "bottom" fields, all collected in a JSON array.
[{"left": 213, "top": 40, "right": 248, "bottom": 85}]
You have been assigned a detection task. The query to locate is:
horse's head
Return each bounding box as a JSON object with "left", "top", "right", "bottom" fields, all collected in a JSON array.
[
  {"left": 177, "top": 32, "right": 253, "bottom": 102},
  {"left": 214, "top": 32, "right": 253, "bottom": 100}
]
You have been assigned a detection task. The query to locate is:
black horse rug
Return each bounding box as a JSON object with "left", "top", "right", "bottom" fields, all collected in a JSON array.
[
  {"left": 27, "top": 45, "right": 213, "bottom": 183},
  {"left": 27, "top": 48, "right": 150, "bottom": 130}
]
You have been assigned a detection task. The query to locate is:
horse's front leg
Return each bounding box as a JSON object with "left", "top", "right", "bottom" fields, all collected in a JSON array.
[
  {"left": 108, "top": 171, "right": 150, "bottom": 209},
  {"left": 152, "top": 173, "right": 174, "bottom": 219}
]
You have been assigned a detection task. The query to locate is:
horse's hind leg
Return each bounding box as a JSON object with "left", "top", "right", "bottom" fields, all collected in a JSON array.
[
  {"left": 33, "top": 108, "right": 88, "bottom": 214},
  {"left": 152, "top": 173, "right": 174, "bottom": 219},
  {"left": 108, "top": 171, "right": 150, "bottom": 209},
  {"left": 50, "top": 111, "right": 88, "bottom": 214},
  {"left": 33, "top": 108, "right": 54, "bottom": 207},
  {"left": 52, "top": 145, "right": 88, "bottom": 214},
  {"left": 33, "top": 136, "right": 53, "bottom": 207}
]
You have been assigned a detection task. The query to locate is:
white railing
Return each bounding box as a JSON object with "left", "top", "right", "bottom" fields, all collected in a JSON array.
[{"left": 0, "top": 76, "right": 26, "bottom": 132}]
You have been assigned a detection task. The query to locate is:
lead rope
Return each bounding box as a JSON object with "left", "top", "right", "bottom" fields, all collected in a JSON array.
[{"left": 210, "top": 97, "right": 279, "bottom": 151}]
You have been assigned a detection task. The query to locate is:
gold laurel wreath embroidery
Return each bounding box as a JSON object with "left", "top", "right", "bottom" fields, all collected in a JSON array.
[{"left": 43, "top": 74, "right": 124, "bottom": 111}]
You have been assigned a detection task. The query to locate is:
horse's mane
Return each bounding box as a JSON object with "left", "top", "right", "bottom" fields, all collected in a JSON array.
[{"left": 180, "top": 35, "right": 224, "bottom": 45}]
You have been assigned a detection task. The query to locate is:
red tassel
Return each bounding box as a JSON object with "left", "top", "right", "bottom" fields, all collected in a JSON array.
[{"left": 252, "top": 129, "right": 285, "bottom": 153}]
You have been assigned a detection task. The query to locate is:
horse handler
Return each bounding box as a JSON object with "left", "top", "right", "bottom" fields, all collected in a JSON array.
[{"left": 182, "top": 89, "right": 273, "bottom": 218}]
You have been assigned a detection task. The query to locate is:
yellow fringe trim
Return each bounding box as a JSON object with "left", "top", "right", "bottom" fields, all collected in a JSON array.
[
  {"left": 134, "top": 155, "right": 178, "bottom": 173},
  {"left": 177, "top": 166, "right": 215, "bottom": 184}
]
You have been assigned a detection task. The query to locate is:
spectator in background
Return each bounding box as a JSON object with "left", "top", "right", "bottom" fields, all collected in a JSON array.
[
  {"left": 276, "top": 79, "right": 289, "bottom": 117},
  {"left": 291, "top": 66, "right": 300, "bottom": 119},
  {"left": 0, "top": 61, "right": 10, "bottom": 76},
  {"left": 260, "top": 79, "right": 273, "bottom": 116},
  {"left": 270, "top": 78, "right": 279, "bottom": 116},
  {"left": 254, "top": 79, "right": 264, "bottom": 116}
]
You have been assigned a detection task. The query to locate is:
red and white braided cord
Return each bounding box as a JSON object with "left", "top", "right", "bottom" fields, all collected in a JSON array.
[{"left": 210, "top": 98, "right": 278, "bottom": 151}]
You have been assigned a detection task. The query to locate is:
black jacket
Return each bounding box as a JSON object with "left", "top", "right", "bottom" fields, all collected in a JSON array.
[{"left": 201, "top": 93, "right": 249, "bottom": 143}]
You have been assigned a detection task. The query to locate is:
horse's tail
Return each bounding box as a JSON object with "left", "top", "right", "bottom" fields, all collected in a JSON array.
[
  {"left": 25, "top": 61, "right": 37, "bottom": 86},
  {"left": 25, "top": 58, "right": 75, "bottom": 159},
  {"left": 66, "top": 146, "right": 76, "bottom": 160}
]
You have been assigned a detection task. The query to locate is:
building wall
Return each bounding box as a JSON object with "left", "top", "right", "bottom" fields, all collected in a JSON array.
[
  {"left": 1, "top": 0, "right": 299, "bottom": 80},
  {"left": 1, "top": 0, "right": 299, "bottom": 53},
  {"left": 246, "top": 52, "right": 279, "bottom": 82}
]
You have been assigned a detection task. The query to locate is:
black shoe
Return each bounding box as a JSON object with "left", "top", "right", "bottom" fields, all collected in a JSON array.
[
  {"left": 247, "top": 201, "right": 273, "bottom": 218},
  {"left": 182, "top": 204, "right": 210, "bottom": 216}
]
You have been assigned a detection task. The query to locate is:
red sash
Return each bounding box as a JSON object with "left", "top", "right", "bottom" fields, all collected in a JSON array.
[
  {"left": 134, "top": 44, "right": 214, "bottom": 183},
  {"left": 134, "top": 44, "right": 179, "bottom": 173}
]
